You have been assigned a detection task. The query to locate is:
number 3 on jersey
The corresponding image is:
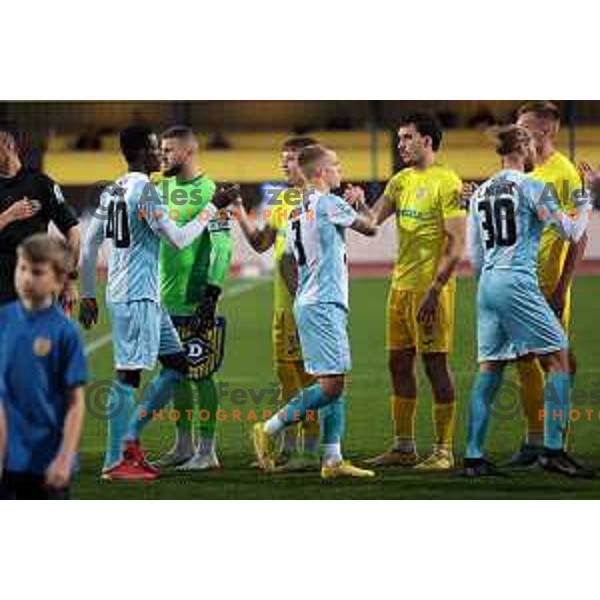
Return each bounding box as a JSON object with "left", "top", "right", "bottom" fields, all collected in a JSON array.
[{"left": 105, "top": 200, "right": 131, "bottom": 248}]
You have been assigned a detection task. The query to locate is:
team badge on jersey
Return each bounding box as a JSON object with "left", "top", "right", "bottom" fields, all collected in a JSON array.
[
  {"left": 172, "top": 316, "right": 227, "bottom": 380},
  {"left": 33, "top": 336, "right": 52, "bottom": 357},
  {"left": 415, "top": 187, "right": 427, "bottom": 201}
]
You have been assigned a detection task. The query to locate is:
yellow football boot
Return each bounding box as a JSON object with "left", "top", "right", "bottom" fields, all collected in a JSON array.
[
  {"left": 252, "top": 423, "right": 278, "bottom": 471},
  {"left": 364, "top": 448, "right": 419, "bottom": 467},
  {"left": 414, "top": 451, "right": 454, "bottom": 471},
  {"left": 321, "top": 460, "right": 375, "bottom": 479}
]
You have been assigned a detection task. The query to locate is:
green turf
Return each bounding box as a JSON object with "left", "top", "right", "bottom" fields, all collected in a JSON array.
[{"left": 74, "top": 276, "right": 600, "bottom": 499}]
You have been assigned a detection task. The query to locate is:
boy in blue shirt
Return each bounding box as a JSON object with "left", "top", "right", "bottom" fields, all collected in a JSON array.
[{"left": 0, "top": 233, "right": 87, "bottom": 499}]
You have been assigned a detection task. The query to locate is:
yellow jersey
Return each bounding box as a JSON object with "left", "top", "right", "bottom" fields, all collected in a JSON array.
[
  {"left": 267, "top": 187, "right": 302, "bottom": 312},
  {"left": 532, "top": 151, "right": 582, "bottom": 289},
  {"left": 384, "top": 163, "right": 464, "bottom": 291}
]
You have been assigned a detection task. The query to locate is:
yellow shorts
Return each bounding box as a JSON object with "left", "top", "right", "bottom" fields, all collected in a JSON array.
[
  {"left": 276, "top": 360, "right": 315, "bottom": 403},
  {"left": 386, "top": 284, "right": 455, "bottom": 354},
  {"left": 273, "top": 309, "right": 315, "bottom": 401},
  {"left": 272, "top": 308, "right": 303, "bottom": 362},
  {"left": 540, "top": 281, "right": 571, "bottom": 333}
]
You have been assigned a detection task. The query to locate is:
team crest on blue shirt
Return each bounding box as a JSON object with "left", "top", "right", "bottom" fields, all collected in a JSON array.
[{"left": 33, "top": 336, "right": 52, "bottom": 357}]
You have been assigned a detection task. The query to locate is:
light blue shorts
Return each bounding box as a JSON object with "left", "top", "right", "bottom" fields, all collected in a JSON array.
[
  {"left": 107, "top": 300, "right": 183, "bottom": 370},
  {"left": 477, "top": 269, "right": 567, "bottom": 362},
  {"left": 294, "top": 302, "right": 351, "bottom": 376}
]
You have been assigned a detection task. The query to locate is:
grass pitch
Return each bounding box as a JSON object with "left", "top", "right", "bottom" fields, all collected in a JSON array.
[{"left": 74, "top": 276, "right": 600, "bottom": 499}]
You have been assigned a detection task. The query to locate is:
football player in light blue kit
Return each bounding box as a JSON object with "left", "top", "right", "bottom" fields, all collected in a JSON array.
[
  {"left": 253, "top": 144, "right": 378, "bottom": 478},
  {"left": 463, "top": 125, "right": 592, "bottom": 478},
  {"left": 80, "top": 125, "right": 235, "bottom": 480}
]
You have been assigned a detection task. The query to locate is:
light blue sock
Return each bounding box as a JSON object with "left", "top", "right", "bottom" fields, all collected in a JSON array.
[
  {"left": 319, "top": 397, "right": 346, "bottom": 445},
  {"left": 282, "top": 383, "right": 336, "bottom": 424},
  {"left": 126, "top": 369, "right": 183, "bottom": 441},
  {"left": 104, "top": 380, "right": 136, "bottom": 469},
  {"left": 265, "top": 383, "right": 337, "bottom": 434},
  {"left": 544, "top": 372, "right": 571, "bottom": 451},
  {"left": 465, "top": 372, "right": 503, "bottom": 459}
]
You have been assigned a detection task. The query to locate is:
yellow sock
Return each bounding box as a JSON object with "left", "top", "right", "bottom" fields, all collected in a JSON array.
[
  {"left": 432, "top": 402, "right": 455, "bottom": 450},
  {"left": 517, "top": 359, "right": 545, "bottom": 443},
  {"left": 391, "top": 395, "right": 417, "bottom": 443}
]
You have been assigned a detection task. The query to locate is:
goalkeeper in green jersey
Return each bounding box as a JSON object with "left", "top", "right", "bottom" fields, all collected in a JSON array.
[{"left": 155, "top": 126, "right": 233, "bottom": 470}]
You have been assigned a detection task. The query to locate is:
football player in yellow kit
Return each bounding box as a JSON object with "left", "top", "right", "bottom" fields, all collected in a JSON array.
[
  {"left": 363, "top": 113, "right": 466, "bottom": 470},
  {"left": 506, "top": 101, "right": 588, "bottom": 467},
  {"left": 234, "top": 136, "right": 321, "bottom": 471}
]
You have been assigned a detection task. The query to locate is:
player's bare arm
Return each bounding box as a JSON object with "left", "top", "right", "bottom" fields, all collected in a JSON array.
[
  {"left": 550, "top": 233, "right": 588, "bottom": 319},
  {"left": 61, "top": 225, "right": 82, "bottom": 311},
  {"left": 65, "top": 225, "right": 81, "bottom": 274},
  {"left": 417, "top": 216, "right": 466, "bottom": 325},
  {"left": 232, "top": 196, "right": 277, "bottom": 252},
  {"left": 79, "top": 297, "right": 98, "bottom": 329},
  {"left": 280, "top": 250, "right": 298, "bottom": 298},
  {"left": 546, "top": 162, "right": 596, "bottom": 318},
  {"left": 45, "top": 386, "right": 85, "bottom": 489},
  {"left": 350, "top": 203, "right": 378, "bottom": 236},
  {"left": 344, "top": 184, "right": 378, "bottom": 236},
  {"left": 343, "top": 183, "right": 395, "bottom": 227},
  {"left": 373, "top": 193, "right": 396, "bottom": 226}
]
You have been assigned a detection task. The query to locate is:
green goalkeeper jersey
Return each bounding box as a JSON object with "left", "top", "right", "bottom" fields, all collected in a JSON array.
[{"left": 159, "top": 173, "right": 233, "bottom": 316}]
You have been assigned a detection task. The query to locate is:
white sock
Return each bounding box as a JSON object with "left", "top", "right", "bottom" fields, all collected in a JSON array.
[
  {"left": 264, "top": 414, "right": 286, "bottom": 436},
  {"left": 197, "top": 436, "right": 215, "bottom": 455},
  {"left": 393, "top": 438, "right": 416, "bottom": 453},
  {"left": 322, "top": 443, "right": 342, "bottom": 466},
  {"left": 175, "top": 429, "right": 193, "bottom": 456}
]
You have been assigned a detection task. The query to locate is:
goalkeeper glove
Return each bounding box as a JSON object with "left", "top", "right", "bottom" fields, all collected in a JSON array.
[
  {"left": 192, "top": 284, "right": 222, "bottom": 331},
  {"left": 212, "top": 182, "right": 241, "bottom": 209},
  {"left": 79, "top": 298, "right": 98, "bottom": 329}
]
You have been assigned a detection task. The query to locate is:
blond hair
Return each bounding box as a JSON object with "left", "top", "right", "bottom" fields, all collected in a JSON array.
[
  {"left": 487, "top": 125, "right": 532, "bottom": 157},
  {"left": 297, "top": 144, "right": 332, "bottom": 179}
]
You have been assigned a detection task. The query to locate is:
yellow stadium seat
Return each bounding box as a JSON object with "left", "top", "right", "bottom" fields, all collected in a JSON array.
[{"left": 43, "top": 128, "right": 600, "bottom": 184}]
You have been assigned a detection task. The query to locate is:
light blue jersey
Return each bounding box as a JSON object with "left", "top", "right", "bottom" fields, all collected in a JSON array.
[
  {"left": 284, "top": 190, "right": 357, "bottom": 375},
  {"left": 80, "top": 171, "right": 218, "bottom": 373},
  {"left": 81, "top": 171, "right": 217, "bottom": 303},
  {"left": 85, "top": 172, "right": 162, "bottom": 303},
  {"left": 285, "top": 190, "right": 357, "bottom": 310},
  {"left": 468, "top": 169, "right": 588, "bottom": 278},
  {"left": 468, "top": 168, "right": 589, "bottom": 362}
]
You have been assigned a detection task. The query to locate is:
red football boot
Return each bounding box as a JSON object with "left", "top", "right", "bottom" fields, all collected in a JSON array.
[
  {"left": 101, "top": 441, "right": 160, "bottom": 481},
  {"left": 101, "top": 459, "right": 158, "bottom": 481},
  {"left": 123, "top": 440, "right": 160, "bottom": 475}
]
